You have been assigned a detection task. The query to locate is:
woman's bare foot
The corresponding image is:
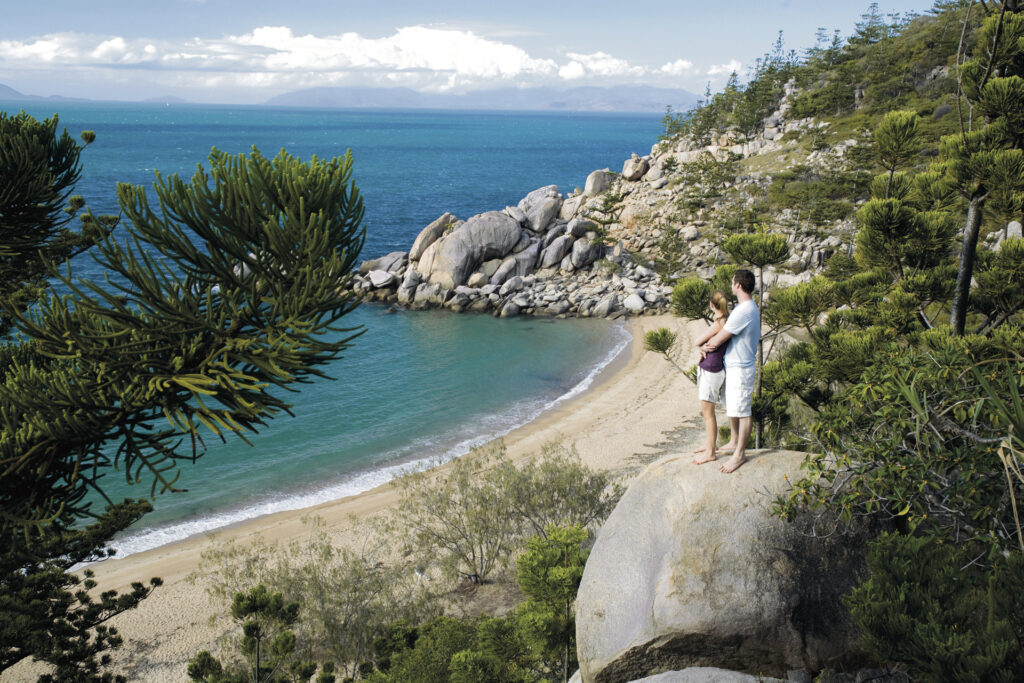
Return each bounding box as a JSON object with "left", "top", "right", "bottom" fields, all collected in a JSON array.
[
  {"left": 718, "top": 455, "right": 747, "bottom": 473},
  {"left": 692, "top": 452, "right": 717, "bottom": 465},
  {"left": 692, "top": 445, "right": 709, "bottom": 454}
]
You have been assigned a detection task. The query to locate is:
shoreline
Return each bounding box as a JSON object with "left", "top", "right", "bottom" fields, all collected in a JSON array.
[
  {"left": 93, "top": 314, "right": 679, "bottom": 587},
  {"left": 103, "top": 312, "right": 633, "bottom": 560},
  {"left": 2, "top": 313, "right": 708, "bottom": 682}
]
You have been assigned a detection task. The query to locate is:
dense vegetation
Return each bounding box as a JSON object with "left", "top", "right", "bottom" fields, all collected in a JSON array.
[
  {"left": 659, "top": 1, "right": 1024, "bottom": 678},
  {"left": 189, "top": 442, "right": 616, "bottom": 682}
]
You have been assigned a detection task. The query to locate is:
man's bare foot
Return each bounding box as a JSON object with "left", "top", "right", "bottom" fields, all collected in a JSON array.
[
  {"left": 692, "top": 452, "right": 717, "bottom": 465},
  {"left": 718, "top": 441, "right": 738, "bottom": 453},
  {"left": 719, "top": 455, "right": 747, "bottom": 473}
]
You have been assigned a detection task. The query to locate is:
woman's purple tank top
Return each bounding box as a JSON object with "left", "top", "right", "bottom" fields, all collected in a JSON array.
[{"left": 698, "top": 337, "right": 729, "bottom": 373}]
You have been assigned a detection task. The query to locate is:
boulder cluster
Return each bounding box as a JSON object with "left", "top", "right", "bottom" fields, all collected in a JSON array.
[{"left": 352, "top": 179, "right": 674, "bottom": 318}]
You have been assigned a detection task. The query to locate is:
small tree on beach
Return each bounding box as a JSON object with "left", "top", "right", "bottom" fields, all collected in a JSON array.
[
  {"left": 384, "top": 443, "right": 520, "bottom": 584},
  {"left": 188, "top": 585, "right": 319, "bottom": 683},
  {"left": 380, "top": 440, "right": 621, "bottom": 585}
]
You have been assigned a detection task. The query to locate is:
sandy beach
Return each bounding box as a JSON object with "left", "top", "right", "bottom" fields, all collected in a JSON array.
[{"left": 4, "top": 313, "right": 709, "bottom": 682}]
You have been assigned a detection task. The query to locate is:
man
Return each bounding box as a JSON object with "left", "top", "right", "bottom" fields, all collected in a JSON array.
[{"left": 701, "top": 269, "right": 759, "bottom": 474}]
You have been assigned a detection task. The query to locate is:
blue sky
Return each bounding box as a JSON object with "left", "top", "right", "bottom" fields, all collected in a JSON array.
[{"left": 1, "top": 0, "right": 937, "bottom": 103}]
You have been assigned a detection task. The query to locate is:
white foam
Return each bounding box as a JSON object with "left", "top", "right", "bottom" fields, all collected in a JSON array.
[{"left": 102, "top": 322, "right": 631, "bottom": 560}]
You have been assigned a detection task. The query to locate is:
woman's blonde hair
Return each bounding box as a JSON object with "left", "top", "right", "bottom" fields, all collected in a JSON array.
[{"left": 710, "top": 290, "right": 730, "bottom": 321}]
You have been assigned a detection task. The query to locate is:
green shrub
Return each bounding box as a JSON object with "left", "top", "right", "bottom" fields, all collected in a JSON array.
[
  {"left": 846, "top": 533, "right": 1024, "bottom": 682},
  {"left": 382, "top": 440, "right": 622, "bottom": 584}
]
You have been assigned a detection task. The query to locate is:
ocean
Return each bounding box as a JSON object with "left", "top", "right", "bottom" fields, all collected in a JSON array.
[{"left": 2, "top": 101, "right": 662, "bottom": 556}]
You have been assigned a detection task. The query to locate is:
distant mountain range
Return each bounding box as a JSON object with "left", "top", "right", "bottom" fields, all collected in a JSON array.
[
  {"left": 0, "top": 83, "right": 88, "bottom": 103},
  {"left": 265, "top": 85, "right": 699, "bottom": 113},
  {"left": 1, "top": 83, "right": 698, "bottom": 113}
]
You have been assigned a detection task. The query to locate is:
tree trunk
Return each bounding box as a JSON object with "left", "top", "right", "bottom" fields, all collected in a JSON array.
[
  {"left": 950, "top": 195, "right": 985, "bottom": 335},
  {"left": 755, "top": 266, "right": 765, "bottom": 449}
]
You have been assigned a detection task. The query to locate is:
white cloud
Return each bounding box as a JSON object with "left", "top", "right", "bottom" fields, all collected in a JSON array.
[
  {"left": 559, "top": 61, "right": 585, "bottom": 80},
  {"left": 561, "top": 51, "right": 644, "bottom": 79},
  {"left": 660, "top": 59, "right": 695, "bottom": 76},
  {"left": 91, "top": 37, "right": 129, "bottom": 61},
  {"left": 707, "top": 59, "right": 742, "bottom": 77},
  {"left": 0, "top": 34, "right": 82, "bottom": 62},
  {"left": 0, "top": 26, "right": 721, "bottom": 98}
]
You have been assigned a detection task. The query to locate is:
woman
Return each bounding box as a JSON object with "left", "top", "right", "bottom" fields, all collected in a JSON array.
[{"left": 692, "top": 290, "right": 730, "bottom": 465}]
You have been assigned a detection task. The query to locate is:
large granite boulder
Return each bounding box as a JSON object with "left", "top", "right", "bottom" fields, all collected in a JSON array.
[
  {"left": 505, "top": 205, "right": 528, "bottom": 225},
  {"left": 395, "top": 269, "right": 422, "bottom": 304},
  {"left": 490, "top": 241, "right": 541, "bottom": 286},
  {"left": 526, "top": 196, "right": 563, "bottom": 233},
  {"left": 378, "top": 251, "right": 408, "bottom": 273},
  {"left": 543, "top": 224, "right": 568, "bottom": 248},
  {"left": 621, "top": 154, "right": 649, "bottom": 181},
  {"left": 409, "top": 212, "right": 456, "bottom": 261},
  {"left": 367, "top": 269, "right": 396, "bottom": 288},
  {"left": 518, "top": 185, "right": 560, "bottom": 214},
  {"left": 416, "top": 240, "right": 441, "bottom": 280},
  {"left": 426, "top": 211, "right": 523, "bottom": 289},
  {"left": 569, "top": 217, "right": 598, "bottom": 238},
  {"left": 576, "top": 451, "right": 867, "bottom": 683},
  {"left": 591, "top": 293, "right": 619, "bottom": 318},
  {"left": 622, "top": 293, "right": 645, "bottom": 313},
  {"left": 570, "top": 237, "right": 603, "bottom": 269},
  {"left": 585, "top": 169, "right": 613, "bottom": 197},
  {"left": 539, "top": 234, "right": 574, "bottom": 269},
  {"left": 561, "top": 194, "right": 585, "bottom": 220}
]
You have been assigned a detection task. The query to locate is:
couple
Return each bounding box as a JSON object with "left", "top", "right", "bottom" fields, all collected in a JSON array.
[{"left": 692, "top": 269, "right": 759, "bottom": 474}]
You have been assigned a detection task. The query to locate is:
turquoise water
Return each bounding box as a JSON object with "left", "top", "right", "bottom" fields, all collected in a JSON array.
[{"left": 2, "top": 102, "right": 658, "bottom": 555}]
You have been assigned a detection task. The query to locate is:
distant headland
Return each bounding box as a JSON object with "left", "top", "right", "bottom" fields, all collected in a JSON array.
[{"left": 0, "top": 82, "right": 697, "bottom": 113}]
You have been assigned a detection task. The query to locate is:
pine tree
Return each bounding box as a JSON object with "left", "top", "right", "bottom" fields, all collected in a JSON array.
[
  {"left": 1, "top": 111, "right": 366, "bottom": 680},
  {"left": 188, "top": 585, "right": 317, "bottom": 683},
  {"left": 0, "top": 112, "right": 116, "bottom": 335},
  {"left": 515, "top": 525, "right": 588, "bottom": 683},
  {"left": 2, "top": 145, "right": 366, "bottom": 528},
  {"left": 944, "top": 5, "right": 1024, "bottom": 334}
]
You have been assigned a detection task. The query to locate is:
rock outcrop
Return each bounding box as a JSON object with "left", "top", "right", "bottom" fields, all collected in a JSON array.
[
  {"left": 421, "top": 211, "right": 523, "bottom": 289},
  {"left": 351, "top": 78, "right": 881, "bottom": 319},
  {"left": 576, "top": 451, "right": 869, "bottom": 683},
  {"left": 351, "top": 182, "right": 675, "bottom": 319}
]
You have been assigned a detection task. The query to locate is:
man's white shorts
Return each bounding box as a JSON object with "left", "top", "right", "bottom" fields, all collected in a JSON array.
[
  {"left": 725, "top": 365, "right": 756, "bottom": 418},
  {"left": 697, "top": 368, "right": 725, "bottom": 404}
]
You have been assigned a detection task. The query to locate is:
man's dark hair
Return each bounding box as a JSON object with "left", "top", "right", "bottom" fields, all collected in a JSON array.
[{"left": 733, "top": 269, "right": 755, "bottom": 295}]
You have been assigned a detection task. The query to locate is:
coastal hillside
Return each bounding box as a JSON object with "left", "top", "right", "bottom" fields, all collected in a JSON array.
[
  {"left": 354, "top": 4, "right": 1018, "bottom": 324},
  {"left": 354, "top": 3, "right": 1024, "bottom": 679},
  {"left": 573, "top": 3, "right": 1024, "bottom": 680}
]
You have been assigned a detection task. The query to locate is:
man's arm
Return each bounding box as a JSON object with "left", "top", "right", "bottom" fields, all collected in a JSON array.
[{"left": 701, "top": 327, "right": 734, "bottom": 352}]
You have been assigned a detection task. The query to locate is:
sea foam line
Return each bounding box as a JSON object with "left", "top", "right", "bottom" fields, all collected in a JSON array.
[{"left": 105, "top": 322, "right": 631, "bottom": 560}]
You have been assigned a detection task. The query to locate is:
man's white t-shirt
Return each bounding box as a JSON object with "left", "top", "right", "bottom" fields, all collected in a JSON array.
[{"left": 723, "top": 299, "right": 760, "bottom": 369}]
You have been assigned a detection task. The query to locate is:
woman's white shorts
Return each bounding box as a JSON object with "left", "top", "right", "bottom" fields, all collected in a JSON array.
[{"left": 697, "top": 367, "right": 725, "bottom": 404}]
